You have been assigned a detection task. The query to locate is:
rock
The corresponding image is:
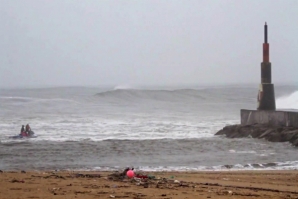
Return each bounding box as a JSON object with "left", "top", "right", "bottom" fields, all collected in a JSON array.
[
  {"left": 291, "top": 137, "right": 298, "bottom": 146},
  {"left": 258, "top": 129, "right": 275, "bottom": 138},
  {"left": 215, "top": 124, "right": 298, "bottom": 147},
  {"left": 223, "top": 165, "right": 233, "bottom": 169}
]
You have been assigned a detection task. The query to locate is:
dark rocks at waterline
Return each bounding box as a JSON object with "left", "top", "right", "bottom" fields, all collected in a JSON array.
[{"left": 215, "top": 124, "right": 298, "bottom": 147}]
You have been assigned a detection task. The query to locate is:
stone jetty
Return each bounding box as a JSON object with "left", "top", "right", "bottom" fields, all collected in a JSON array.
[{"left": 215, "top": 124, "right": 298, "bottom": 147}]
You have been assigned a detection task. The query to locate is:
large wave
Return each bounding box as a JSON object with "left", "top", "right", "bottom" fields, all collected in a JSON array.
[
  {"left": 95, "top": 87, "right": 253, "bottom": 104},
  {"left": 96, "top": 89, "right": 205, "bottom": 102}
]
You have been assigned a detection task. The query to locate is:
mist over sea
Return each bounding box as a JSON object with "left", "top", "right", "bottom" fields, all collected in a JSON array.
[{"left": 0, "top": 84, "right": 298, "bottom": 171}]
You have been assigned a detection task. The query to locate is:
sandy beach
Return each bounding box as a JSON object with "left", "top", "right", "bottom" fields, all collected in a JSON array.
[{"left": 1, "top": 170, "right": 298, "bottom": 199}]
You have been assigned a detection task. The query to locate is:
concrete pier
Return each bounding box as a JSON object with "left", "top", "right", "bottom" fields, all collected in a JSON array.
[{"left": 241, "top": 109, "right": 298, "bottom": 128}]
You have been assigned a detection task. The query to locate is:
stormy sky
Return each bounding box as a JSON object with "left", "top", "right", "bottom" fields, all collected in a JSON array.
[{"left": 1, "top": 0, "right": 297, "bottom": 88}]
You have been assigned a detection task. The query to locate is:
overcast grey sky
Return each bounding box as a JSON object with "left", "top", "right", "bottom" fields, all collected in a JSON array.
[{"left": 1, "top": 0, "right": 297, "bottom": 88}]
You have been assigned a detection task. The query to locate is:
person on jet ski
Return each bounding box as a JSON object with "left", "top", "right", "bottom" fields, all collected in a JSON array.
[
  {"left": 21, "top": 125, "right": 25, "bottom": 133},
  {"left": 20, "top": 125, "right": 28, "bottom": 136},
  {"left": 25, "top": 124, "right": 33, "bottom": 136}
]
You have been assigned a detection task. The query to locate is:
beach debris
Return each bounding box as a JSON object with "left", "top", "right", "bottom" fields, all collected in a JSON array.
[
  {"left": 110, "top": 195, "right": 115, "bottom": 198},
  {"left": 0, "top": 170, "right": 3, "bottom": 173},
  {"left": 10, "top": 179, "right": 25, "bottom": 183},
  {"left": 122, "top": 167, "right": 134, "bottom": 175},
  {"left": 127, "top": 170, "right": 135, "bottom": 178},
  {"left": 108, "top": 172, "right": 125, "bottom": 181},
  {"left": 135, "top": 174, "right": 149, "bottom": 179},
  {"left": 143, "top": 183, "right": 149, "bottom": 188},
  {"left": 148, "top": 175, "right": 155, "bottom": 179},
  {"left": 74, "top": 173, "right": 101, "bottom": 178},
  {"left": 108, "top": 167, "right": 134, "bottom": 181},
  {"left": 43, "top": 174, "right": 66, "bottom": 180},
  {"left": 107, "top": 168, "right": 202, "bottom": 191},
  {"left": 21, "top": 170, "right": 26, "bottom": 173}
]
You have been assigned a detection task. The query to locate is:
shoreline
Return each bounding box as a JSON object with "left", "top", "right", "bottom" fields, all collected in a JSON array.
[
  {"left": 1, "top": 168, "right": 298, "bottom": 172},
  {"left": 1, "top": 170, "right": 298, "bottom": 199}
]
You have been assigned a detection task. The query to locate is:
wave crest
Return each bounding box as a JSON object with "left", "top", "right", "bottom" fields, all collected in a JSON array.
[
  {"left": 113, "top": 85, "right": 134, "bottom": 90},
  {"left": 276, "top": 91, "right": 298, "bottom": 109}
]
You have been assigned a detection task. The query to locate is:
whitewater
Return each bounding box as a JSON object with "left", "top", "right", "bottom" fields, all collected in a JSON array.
[{"left": 0, "top": 84, "right": 297, "bottom": 171}]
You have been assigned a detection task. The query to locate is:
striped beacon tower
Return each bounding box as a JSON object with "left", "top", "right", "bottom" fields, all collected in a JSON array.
[{"left": 257, "top": 22, "right": 276, "bottom": 110}]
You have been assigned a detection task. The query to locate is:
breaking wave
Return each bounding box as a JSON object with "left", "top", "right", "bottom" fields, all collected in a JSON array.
[
  {"left": 276, "top": 91, "right": 298, "bottom": 109},
  {"left": 113, "top": 84, "right": 134, "bottom": 90},
  {"left": 95, "top": 88, "right": 253, "bottom": 104}
]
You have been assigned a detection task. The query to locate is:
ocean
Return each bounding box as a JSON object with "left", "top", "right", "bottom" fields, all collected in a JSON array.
[{"left": 0, "top": 84, "right": 298, "bottom": 171}]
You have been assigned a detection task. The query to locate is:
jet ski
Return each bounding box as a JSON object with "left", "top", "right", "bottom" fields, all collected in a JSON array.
[
  {"left": 9, "top": 135, "right": 38, "bottom": 139},
  {"left": 9, "top": 131, "right": 37, "bottom": 139}
]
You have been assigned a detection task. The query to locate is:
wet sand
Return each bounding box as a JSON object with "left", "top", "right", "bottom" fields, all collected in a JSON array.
[{"left": 1, "top": 170, "right": 298, "bottom": 199}]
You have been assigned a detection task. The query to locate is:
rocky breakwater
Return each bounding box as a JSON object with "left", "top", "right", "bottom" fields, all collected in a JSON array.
[{"left": 215, "top": 124, "right": 298, "bottom": 147}]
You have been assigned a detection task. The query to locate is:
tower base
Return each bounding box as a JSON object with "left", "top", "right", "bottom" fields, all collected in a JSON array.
[{"left": 257, "top": 83, "right": 276, "bottom": 110}]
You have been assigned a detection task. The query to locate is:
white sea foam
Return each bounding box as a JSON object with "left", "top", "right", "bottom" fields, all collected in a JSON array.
[
  {"left": 276, "top": 91, "right": 298, "bottom": 109},
  {"left": 113, "top": 85, "right": 134, "bottom": 90},
  {"left": 1, "top": 117, "right": 236, "bottom": 142},
  {"left": 229, "top": 150, "right": 256, "bottom": 154}
]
